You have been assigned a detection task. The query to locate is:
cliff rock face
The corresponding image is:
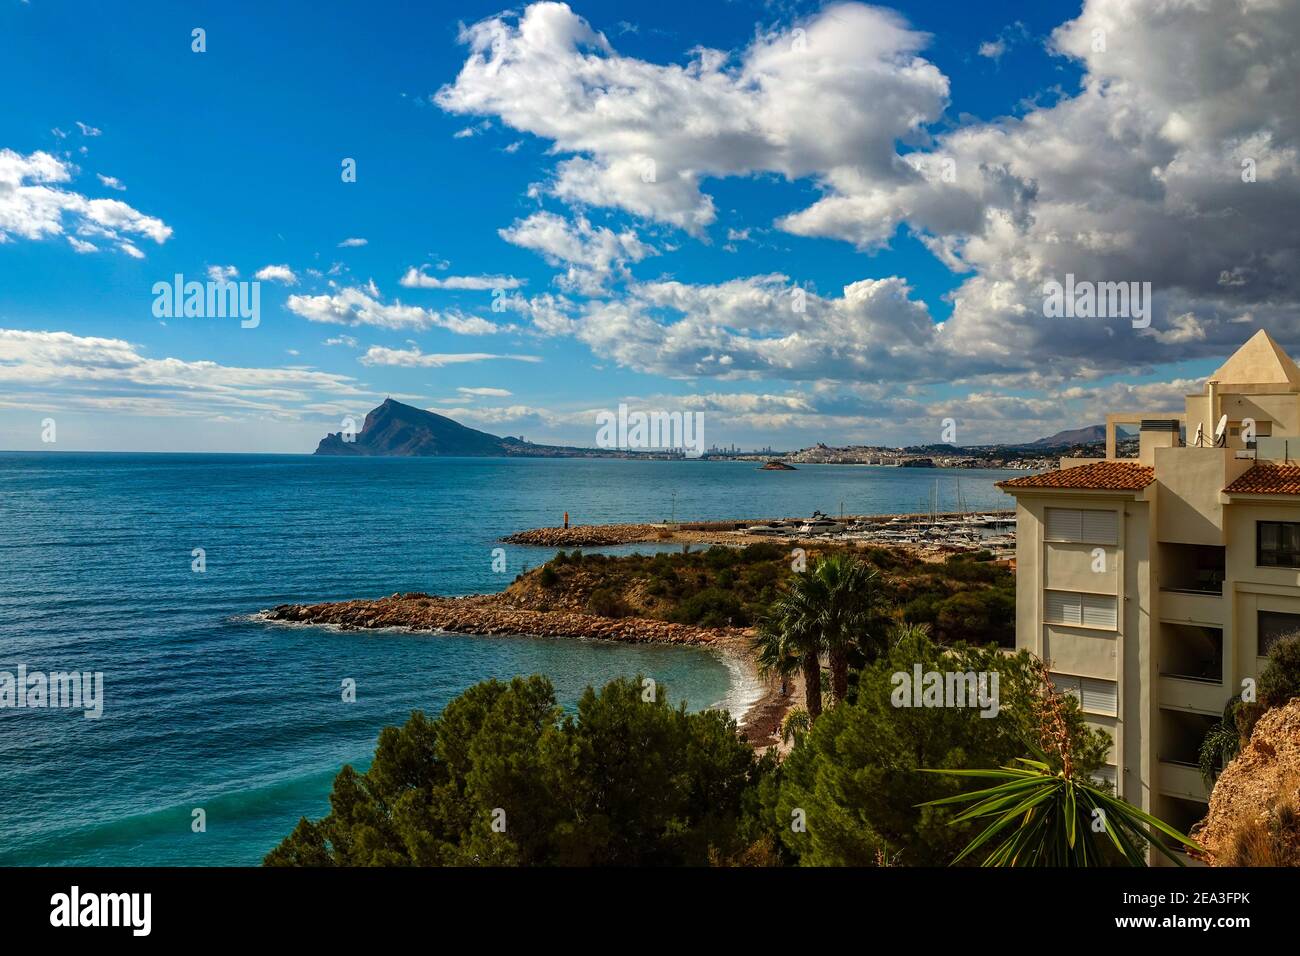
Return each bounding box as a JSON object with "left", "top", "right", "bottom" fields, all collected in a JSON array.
[
  {"left": 315, "top": 399, "right": 516, "bottom": 456},
  {"left": 1196, "top": 699, "right": 1300, "bottom": 865}
]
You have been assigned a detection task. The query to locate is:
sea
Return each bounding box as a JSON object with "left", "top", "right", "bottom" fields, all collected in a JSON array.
[{"left": 0, "top": 453, "right": 1019, "bottom": 866}]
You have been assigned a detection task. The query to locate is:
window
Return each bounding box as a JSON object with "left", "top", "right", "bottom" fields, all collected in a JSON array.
[
  {"left": 1258, "top": 610, "right": 1300, "bottom": 656},
  {"left": 1257, "top": 521, "right": 1300, "bottom": 567},
  {"left": 1046, "top": 507, "right": 1118, "bottom": 545},
  {"left": 1091, "top": 764, "right": 1118, "bottom": 788},
  {"left": 1045, "top": 590, "right": 1118, "bottom": 629},
  {"left": 1052, "top": 674, "right": 1118, "bottom": 716}
]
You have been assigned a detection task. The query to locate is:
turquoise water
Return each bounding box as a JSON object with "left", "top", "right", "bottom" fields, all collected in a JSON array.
[{"left": 0, "top": 454, "right": 1017, "bottom": 866}]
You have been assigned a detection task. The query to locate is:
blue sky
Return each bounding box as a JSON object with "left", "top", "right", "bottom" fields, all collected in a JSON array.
[{"left": 2, "top": 0, "right": 1296, "bottom": 452}]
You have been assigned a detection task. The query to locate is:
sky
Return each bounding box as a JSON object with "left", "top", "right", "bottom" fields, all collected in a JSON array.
[{"left": 1, "top": 0, "right": 1298, "bottom": 453}]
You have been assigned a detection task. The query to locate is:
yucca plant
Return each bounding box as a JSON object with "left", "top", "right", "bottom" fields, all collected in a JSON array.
[
  {"left": 920, "top": 659, "right": 1202, "bottom": 866},
  {"left": 920, "top": 750, "right": 1200, "bottom": 865}
]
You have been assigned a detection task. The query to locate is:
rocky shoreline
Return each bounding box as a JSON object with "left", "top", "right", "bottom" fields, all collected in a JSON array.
[
  {"left": 262, "top": 592, "right": 797, "bottom": 747},
  {"left": 501, "top": 524, "right": 667, "bottom": 547},
  {"left": 265, "top": 592, "right": 748, "bottom": 646}
]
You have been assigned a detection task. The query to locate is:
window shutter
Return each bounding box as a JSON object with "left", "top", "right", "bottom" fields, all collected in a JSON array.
[
  {"left": 1081, "top": 593, "right": 1118, "bottom": 629},
  {"left": 1080, "top": 678, "right": 1118, "bottom": 715},
  {"left": 1045, "top": 590, "right": 1080, "bottom": 625},
  {"left": 1052, "top": 674, "right": 1082, "bottom": 702},
  {"left": 1080, "top": 509, "right": 1118, "bottom": 545},
  {"left": 1046, "top": 508, "right": 1083, "bottom": 541},
  {"left": 1047, "top": 508, "right": 1118, "bottom": 544}
]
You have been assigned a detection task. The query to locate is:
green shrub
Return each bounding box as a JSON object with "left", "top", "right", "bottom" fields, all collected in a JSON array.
[
  {"left": 265, "top": 676, "right": 761, "bottom": 866},
  {"left": 1260, "top": 633, "right": 1300, "bottom": 708},
  {"left": 587, "top": 587, "right": 630, "bottom": 618}
]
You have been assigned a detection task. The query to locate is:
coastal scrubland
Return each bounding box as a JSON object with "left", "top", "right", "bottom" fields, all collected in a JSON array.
[{"left": 512, "top": 543, "right": 1009, "bottom": 646}]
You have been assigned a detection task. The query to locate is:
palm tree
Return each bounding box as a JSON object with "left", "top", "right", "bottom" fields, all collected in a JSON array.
[
  {"left": 813, "top": 554, "right": 884, "bottom": 701},
  {"left": 754, "top": 592, "right": 823, "bottom": 719},
  {"left": 753, "top": 553, "right": 883, "bottom": 717},
  {"left": 1198, "top": 697, "right": 1242, "bottom": 791}
]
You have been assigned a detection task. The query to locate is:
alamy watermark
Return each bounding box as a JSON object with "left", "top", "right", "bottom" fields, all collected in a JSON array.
[
  {"left": 1041, "top": 273, "right": 1151, "bottom": 329},
  {"left": 595, "top": 403, "right": 704, "bottom": 457},
  {"left": 1, "top": 665, "right": 104, "bottom": 719},
  {"left": 891, "top": 665, "right": 1000, "bottom": 717},
  {"left": 152, "top": 273, "right": 260, "bottom": 328}
]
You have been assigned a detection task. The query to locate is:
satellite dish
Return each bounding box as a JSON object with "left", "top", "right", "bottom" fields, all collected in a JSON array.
[
  {"left": 1193, "top": 423, "right": 1204, "bottom": 447},
  {"left": 1214, "top": 414, "right": 1229, "bottom": 447}
]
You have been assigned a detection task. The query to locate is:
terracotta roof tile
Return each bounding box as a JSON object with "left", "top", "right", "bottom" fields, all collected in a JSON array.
[
  {"left": 997, "top": 461, "right": 1155, "bottom": 492},
  {"left": 1223, "top": 465, "right": 1300, "bottom": 496}
]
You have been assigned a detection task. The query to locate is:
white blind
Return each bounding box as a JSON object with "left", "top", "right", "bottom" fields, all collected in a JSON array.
[
  {"left": 1080, "top": 677, "right": 1118, "bottom": 715},
  {"left": 1081, "top": 510, "right": 1118, "bottom": 545},
  {"left": 1052, "top": 673, "right": 1118, "bottom": 716},
  {"left": 1046, "top": 507, "right": 1118, "bottom": 545},
  {"left": 1046, "top": 508, "right": 1082, "bottom": 541},
  {"left": 1081, "top": 593, "right": 1118, "bottom": 629},
  {"left": 1046, "top": 590, "right": 1079, "bottom": 625},
  {"left": 1045, "top": 590, "right": 1117, "bottom": 629}
]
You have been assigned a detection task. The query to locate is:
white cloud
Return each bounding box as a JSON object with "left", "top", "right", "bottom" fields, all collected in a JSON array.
[
  {"left": 437, "top": 2, "right": 948, "bottom": 234},
  {"left": 287, "top": 283, "right": 506, "bottom": 334},
  {"left": 207, "top": 265, "right": 238, "bottom": 282},
  {"left": 76, "top": 121, "right": 102, "bottom": 137},
  {"left": 254, "top": 264, "right": 299, "bottom": 285},
  {"left": 96, "top": 174, "right": 126, "bottom": 191},
  {"left": 0, "top": 149, "right": 172, "bottom": 255},
  {"left": 520, "top": 272, "right": 939, "bottom": 384},
  {"left": 0, "top": 328, "right": 367, "bottom": 420},
  {"left": 337, "top": 237, "right": 368, "bottom": 248},
  {"left": 498, "top": 211, "right": 654, "bottom": 293},
  {"left": 359, "top": 346, "right": 541, "bottom": 367},
  {"left": 457, "top": 386, "right": 513, "bottom": 397},
  {"left": 399, "top": 267, "right": 524, "bottom": 290},
  {"left": 323, "top": 335, "right": 358, "bottom": 348}
]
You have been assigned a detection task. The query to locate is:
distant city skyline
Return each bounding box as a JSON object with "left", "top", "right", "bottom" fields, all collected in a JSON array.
[{"left": 2, "top": 0, "right": 1298, "bottom": 452}]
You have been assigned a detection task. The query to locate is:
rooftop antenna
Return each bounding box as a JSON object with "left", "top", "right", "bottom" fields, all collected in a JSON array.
[{"left": 1214, "top": 414, "right": 1229, "bottom": 448}]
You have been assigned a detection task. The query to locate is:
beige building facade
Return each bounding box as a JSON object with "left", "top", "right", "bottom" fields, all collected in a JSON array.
[{"left": 999, "top": 330, "right": 1300, "bottom": 860}]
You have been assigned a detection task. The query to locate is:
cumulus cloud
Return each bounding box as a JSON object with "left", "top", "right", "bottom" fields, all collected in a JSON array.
[
  {"left": 436, "top": 2, "right": 947, "bottom": 235},
  {"left": 0, "top": 149, "right": 172, "bottom": 256},
  {"left": 437, "top": 1, "right": 1300, "bottom": 392},
  {"left": 521, "top": 272, "right": 939, "bottom": 384},
  {"left": 498, "top": 211, "right": 655, "bottom": 293},
  {"left": 254, "top": 264, "right": 299, "bottom": 285}
]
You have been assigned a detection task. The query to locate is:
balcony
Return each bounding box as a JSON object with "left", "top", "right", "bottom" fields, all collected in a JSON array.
[
  {"left": 1157, "top": 709, "right": 1217, "bottom": 801},
  {"left": 1158, "top": 761, "right": 1209, "bottom": 803},
  {"left": 1159, "top": 675, "right": 1226, "bottom": 714},
  {"left": 1159, "top": 620, "right": 1225, "bottom": 711},
  {"left": 1159, "top": 623, "right": 1222, "bottom": 681},
  {"left": 1158, "top": 589, "right": 1224, "bottom": 626}
]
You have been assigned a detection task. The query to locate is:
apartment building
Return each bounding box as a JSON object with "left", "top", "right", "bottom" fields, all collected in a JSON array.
[{"left": 998, "top": 329, "right": 1300, "bottom": 859}]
